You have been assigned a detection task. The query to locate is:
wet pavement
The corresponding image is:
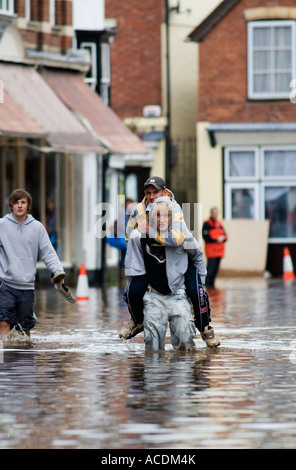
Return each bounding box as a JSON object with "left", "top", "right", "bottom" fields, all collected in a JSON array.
[{"left": 1, "top": 276, "right": 296, "bottom": 450}]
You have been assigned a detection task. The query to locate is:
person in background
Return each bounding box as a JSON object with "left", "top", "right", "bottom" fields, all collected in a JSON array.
[
  {"left": 116, "top": 198, "right": 135, "bottom": 268},
  {"left": 46, "top": 197, "right": 57, "bottom": 250},
  {"left": 120, "top": 177, "right": 220, "bottom": 348},
  {"left": 202, "top": 207, "right": 227, "bottom": 289},
  {"left": 0, "top": 189, "right": 75, "bottom": 342},
  {"left": 106, "top": 198, "right": 135, "bottom": 269}
]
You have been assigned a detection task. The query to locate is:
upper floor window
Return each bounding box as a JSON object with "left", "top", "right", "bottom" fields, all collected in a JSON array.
[
  {"left": 0, "top": 0, "right": 14, "bottom": 15},
  {"left": 100, "top": 43, "right": 111, "bottom": 105},
  {"left": 81, "top": 42, "right": 97, "bottom": 91},
  {"left": 247, "top": 20, "right": 295, "bottom": 100}
]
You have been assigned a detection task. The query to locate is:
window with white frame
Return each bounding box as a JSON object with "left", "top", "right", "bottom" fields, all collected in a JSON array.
[
  {"left": 247, "top": 20, "right": 295, "bottom": 99},
  {"left": 0, "top": 0, "right": 14, "bottom": 14},
  {"left": 225, "top": 146, "right": 296, "bottom": 242},
  {"left": 100, "top": 43, "right": 111, "bottom": 105},
  {"left": 81, "top": 42, "right": 97, "bottom": 91}
]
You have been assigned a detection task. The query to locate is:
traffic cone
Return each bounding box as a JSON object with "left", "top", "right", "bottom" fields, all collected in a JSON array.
[
  {"left": 76, "top": 263, "right": 89, "bottom": 301},
  {"left": 283, "top": 247, "right": 295, "bottom": 280}
]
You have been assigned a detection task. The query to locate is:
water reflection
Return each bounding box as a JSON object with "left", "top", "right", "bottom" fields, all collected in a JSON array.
[{"left": 1, "top": 278, "right": 296, "bottom": 448}]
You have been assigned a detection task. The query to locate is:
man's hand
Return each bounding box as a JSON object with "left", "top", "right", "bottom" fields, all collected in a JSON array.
[
  {"left": 137, "top": 217, "right": 149, "bottom": 233},
  {"left": 51, "top": 272, "right": 76, "bottom": 303},
  {"left": 54, "top": 282, "right": 76, "bottom": 303}
]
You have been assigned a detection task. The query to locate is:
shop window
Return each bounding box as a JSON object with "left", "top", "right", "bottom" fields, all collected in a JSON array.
[
  {"left": 225, "top": 146, "right": 296, "bottom": 242},
  {"left": 225, "top": 184, "right": 258, "bottom": 220}
]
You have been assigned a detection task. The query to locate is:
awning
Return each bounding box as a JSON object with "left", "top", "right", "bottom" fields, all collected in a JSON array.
[
  {"left": 0, "top": 87, "right": 46, "bottom": 138},
  {"left": 40, "top": 68, "right": 149, "bottom": 156},
  {"left": 207, "top": 122, "right": 296, "bottom": 147},
  {"left": 0, "top": 63, "right": 105, "bottom": 153}
]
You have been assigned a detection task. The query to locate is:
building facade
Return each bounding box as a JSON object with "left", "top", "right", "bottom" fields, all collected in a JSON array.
[
  {"left": 189, "top": 0, "right": 296, "bottom": 276},
  {"left": 0, "top": 0, "right": 147, "bottom": 283}
]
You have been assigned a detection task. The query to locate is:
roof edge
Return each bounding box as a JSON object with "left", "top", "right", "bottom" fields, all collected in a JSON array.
[{"left": 188, "top": 0, "right": 241, "bottom": 42}]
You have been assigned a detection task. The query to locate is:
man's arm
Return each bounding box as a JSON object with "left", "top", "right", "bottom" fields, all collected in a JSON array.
[
  {"left": 125, "top": 201, "right": 147, "bottom": 243},
  {"left": 125, "top": 228, "right": 146, "bottom": 277}
]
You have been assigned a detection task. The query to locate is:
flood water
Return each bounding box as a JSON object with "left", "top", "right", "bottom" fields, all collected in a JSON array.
[{"left": 1, "top": 277, "right": 296, "bottom": 450}]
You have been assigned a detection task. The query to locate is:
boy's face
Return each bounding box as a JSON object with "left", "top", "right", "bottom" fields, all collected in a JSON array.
[
  {"left": 155, "top": 210, "right": 171, "bottom": 231},
  {"left": 12, "top": 198, "right": 28, "bottom": 221},
  {"left": 144, "top": 185, "right": 167, "bottom": 204}
]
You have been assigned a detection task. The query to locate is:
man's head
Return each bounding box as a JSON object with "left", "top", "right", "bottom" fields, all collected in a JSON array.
[
  {"left": 150, "top": 201, "right": 172, "bottom": 232},
  {"left": 144, "top": 176, "right": 167, "bottom": 204},
  {"left": 210, "top": 207, "right": 219, "bottom": 220},
  {"left": 9, "top": 189, "right": 32, "bottom": 221}
]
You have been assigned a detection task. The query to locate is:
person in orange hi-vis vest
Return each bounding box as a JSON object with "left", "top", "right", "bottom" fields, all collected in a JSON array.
[{"left": 202, "top": 207, "right": 227, "bottom": 289}]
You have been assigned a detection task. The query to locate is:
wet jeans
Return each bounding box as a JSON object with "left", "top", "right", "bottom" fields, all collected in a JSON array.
[
  {"left": 143, "top": 289, "right": 196, "bottom": 351},
  {"left": 123, "top": 261, "right": 211, "bottom": 332}
]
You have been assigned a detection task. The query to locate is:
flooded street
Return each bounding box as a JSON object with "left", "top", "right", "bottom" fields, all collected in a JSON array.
[{"left": 1, "top": 277, "right": 296, "bottom": 450}]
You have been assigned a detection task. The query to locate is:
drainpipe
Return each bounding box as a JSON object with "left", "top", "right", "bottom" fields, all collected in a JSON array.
[{"left": 165, "top": 0, "right": 172, "bottom": 189}]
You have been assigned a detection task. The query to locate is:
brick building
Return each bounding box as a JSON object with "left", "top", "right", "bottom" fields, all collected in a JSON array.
[
  {"left": 104, "top": 0, "right": 165, "bottom": 201},
  {"left": 189, "top": 0, "right": 296, "bottom": 276}
]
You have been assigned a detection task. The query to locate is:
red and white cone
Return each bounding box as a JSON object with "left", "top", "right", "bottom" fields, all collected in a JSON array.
[
  {"left": 76, "top": 263, "right": 89, "bottom": 301},
  {"left": 283, "top": 247, "right": 295, "bottom": 280}
]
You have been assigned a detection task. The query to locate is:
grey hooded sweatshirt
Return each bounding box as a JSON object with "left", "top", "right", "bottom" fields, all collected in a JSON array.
[
  {"left": 125, "top": 196, "right": 207, "bottom": 292},
  {"left": 0, "top": 213, "right": 64, "bottom": 290}
]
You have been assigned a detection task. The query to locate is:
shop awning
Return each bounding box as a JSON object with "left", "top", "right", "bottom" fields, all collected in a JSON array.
[
  {"left": 0, "top": 63, "right": 105, "bottom": 153},
  {"left": 0, "top": 87, "right": 46, "bottom": 138},
  {"left": 40, "top": 68, "right": 149, "bottom": 156}
]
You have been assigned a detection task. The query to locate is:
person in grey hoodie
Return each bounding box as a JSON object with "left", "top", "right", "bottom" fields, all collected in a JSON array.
[
  {"left": 128, "top": 197, "right": 220, "bottom": 349},
  {"left": 120, "top": 176, "right": 220, "bottom": 348},
  {"left": 0, "top": 189, "right": 69, "bottom": 340},
  {"left": 142, "top": 198, "right": 201, "bottom": 350}
]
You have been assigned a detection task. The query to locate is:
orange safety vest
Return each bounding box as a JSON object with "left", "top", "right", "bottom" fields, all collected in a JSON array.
[{"left": 204, "top": 218, "right": 227, "bottom": 259}]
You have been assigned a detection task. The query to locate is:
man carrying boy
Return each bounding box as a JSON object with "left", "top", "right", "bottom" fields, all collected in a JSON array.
[
  {"left": 0, "top": 189, "right": 75, "bottom": 341},
  {"left": 120, "top": 176, "right": 220, "bottom": 348},
  {"left": 130, "top": 197, "right": 208, "bottom": 350}
]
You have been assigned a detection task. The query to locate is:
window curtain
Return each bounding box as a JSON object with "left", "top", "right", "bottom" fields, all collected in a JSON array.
[
  {"left": 264, "top": 150, "right": 296, "bottom": 177},
  {"left": 229, "top": 151, "right": 255, "bottom": 177}
]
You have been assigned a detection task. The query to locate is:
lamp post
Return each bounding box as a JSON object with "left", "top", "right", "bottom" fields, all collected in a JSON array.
[
  {"left": 165, "top": 0, "right": 171, "bottom": 189},
  {"left": 165, "top": 1, "right": 180, "bottom": 189}
]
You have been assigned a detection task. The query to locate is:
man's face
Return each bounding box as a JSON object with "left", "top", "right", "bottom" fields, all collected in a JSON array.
[
  {"left": 211, "top": 209, "right": 218, "bottom": 220},
  {"left": 144, "top": 185, "right": 167, "bottom": 204},
  {"left": 12, "top": 198, "right": 28, "bottom": 221},
  {"left": 155, "top": 210, "right": 171, "bottom": 231}
]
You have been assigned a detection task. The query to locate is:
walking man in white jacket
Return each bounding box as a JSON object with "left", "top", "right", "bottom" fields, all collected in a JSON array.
[{"left": 0, "top": 189, "right": 74, "bottom": 341}]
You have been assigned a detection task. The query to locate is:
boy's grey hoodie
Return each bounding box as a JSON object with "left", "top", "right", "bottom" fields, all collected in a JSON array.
[
  {"left": 0, "top": 213, "right": 64, "bottom": 290},
  {"left": 125, "top": 196, "right": 207, "bottom": 292}
]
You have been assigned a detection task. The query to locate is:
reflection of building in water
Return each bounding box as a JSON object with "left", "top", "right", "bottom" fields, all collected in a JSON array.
[{"left": 126, "top": 353, "right": 212, "bottom": 427}]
